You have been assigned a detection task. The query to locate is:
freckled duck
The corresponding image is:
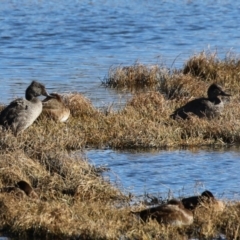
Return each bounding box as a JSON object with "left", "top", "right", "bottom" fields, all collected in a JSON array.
[
  {"left": 42, "top": 93, "right": 70, "bottom": 122},
  {"left": 0, "top": 81, "right": 50, "bottom": 136},
  {"left": 132, "top": 199, "right": 193, "bottom": 226},
  {"left": 170, "top": 83, "right": 231, "bottom": 120}
]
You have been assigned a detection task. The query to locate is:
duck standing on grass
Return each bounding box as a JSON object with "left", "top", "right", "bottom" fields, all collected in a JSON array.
[
  {"left": 0, "top": 81, "right": 51, "bottom": 136},
  {"left": 131, "top": 199, "right": 193, "bottom": 226},
  {"left": 170, "top": 83, "right": 231, "bottom": 120}
]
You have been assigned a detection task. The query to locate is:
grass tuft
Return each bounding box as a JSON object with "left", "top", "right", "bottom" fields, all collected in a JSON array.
[{"left": 103, "top": 63, "right": 168, "bottom": 90}]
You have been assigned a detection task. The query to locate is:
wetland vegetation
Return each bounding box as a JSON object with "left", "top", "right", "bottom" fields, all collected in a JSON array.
[{"left": 1, "top": 52, "right": 240, "bottom": 239}]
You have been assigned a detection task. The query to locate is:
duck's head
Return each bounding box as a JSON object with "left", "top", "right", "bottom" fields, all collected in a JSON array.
[
  {"left": 207, "top": 83, "right": 231, "bottom": 99},
  {"left": 42, "top": 93, "right": 62, "bottom": 103},
  {"left": 26, "top": 81, "right": 51, "bottom": 100},
  {"left": 201, "top": 190, "right": 214, "bottom": 198},
  {"left": 200, "top": 190, "right": 225, "bottom": 211}
]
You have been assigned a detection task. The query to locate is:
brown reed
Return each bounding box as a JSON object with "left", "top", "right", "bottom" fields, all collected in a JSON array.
[{"left": 103, "top": 63, "right": 167, "bottom": 90}]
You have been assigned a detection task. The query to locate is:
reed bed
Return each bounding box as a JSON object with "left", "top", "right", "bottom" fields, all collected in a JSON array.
[{"left": 0, "top": 52, "right": 240, "bottom": 239}]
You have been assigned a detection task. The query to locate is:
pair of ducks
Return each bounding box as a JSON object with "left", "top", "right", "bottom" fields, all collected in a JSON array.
[
  {"left": 132, "top": 190, "right": 224, "bottom": 226},
  {"left": 0, "top": 81, "right": 70, "bottom": 136}
]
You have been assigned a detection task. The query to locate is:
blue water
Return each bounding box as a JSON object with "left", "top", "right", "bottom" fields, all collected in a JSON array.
[
  {"left": 1, "top": 0, "right": 240, "bottom": 106},
  {"left": 1, "top": 0, "right": 240, "bottom": 202},
  {"left": 86, "top": 148, "right": 240, "bottom": 200}
]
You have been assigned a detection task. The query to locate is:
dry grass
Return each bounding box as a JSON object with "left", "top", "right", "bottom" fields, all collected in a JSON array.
[
  {"left": 1, "top": 52, "right": 240, "bottom": 239},
  {"left": 183, "top": 51, "right": 240, "bottom": 84},
  {"left": 0, "top": 150, "right": 131, "bottom": 239},
  {"left": 103, "top": 63, "right": 168, "bottom": 90}
]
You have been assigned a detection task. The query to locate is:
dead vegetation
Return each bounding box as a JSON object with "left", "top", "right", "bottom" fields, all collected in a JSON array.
[
  {"left": 102, "top": 63, "right": 168, "bottom": 90},
  {"left": 0, "top": 51, "right": 240, "bottom": 239}
]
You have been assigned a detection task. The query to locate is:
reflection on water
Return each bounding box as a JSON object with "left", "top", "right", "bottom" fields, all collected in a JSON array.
[{"left": 86, "top": 147, "right": 240, "bottom": 200}]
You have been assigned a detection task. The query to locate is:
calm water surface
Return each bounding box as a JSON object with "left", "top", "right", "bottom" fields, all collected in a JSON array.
[
  {"left": 86, "top": 148, "right": 240, "bottom": 200},
  {"left": 1, "top": 0, "right": 240, "bottom": 106},
  {"left": 1, "top": 0, "right": 240, "bottom": 202}
]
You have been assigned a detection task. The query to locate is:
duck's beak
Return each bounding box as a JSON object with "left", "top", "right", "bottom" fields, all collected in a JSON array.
[
  {"left": 42, "top": 93, "right": 60, "bottom": 102},
  {"left": 42, "top": 93, "right": 57, "bottom": 102},
  {"left": 42, "top": 88, "right": 52, "bottom": 97},
  {"left": 220, "top": 90, "right": 231, "bottom": 97}
]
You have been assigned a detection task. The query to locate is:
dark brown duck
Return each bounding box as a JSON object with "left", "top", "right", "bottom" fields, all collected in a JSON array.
[
  {"left": 132, "top": 199, "right": 193, "bottom": 226},
  {"left": 181, "top": 190, "right": 224, "bottom": 212},
  {"left": 0, "top": 180, "right": 38, "bottom": 199},
  {"left": 170, "top": 83, "right": 231, "bottom": 120},
  {"left": 16, "top": 180, "right": 38, "bottom": 198}
]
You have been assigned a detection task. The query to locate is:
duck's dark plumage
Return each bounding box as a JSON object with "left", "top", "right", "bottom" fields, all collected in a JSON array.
[
  {"left": 170, "top": 83, "right": 231, "bottom": 120},
  {"left": 132, "top": 199, "right": 193, "bottom": 226},
  {"left": 0, "top": 180, "right": 38, "bottom": 199},
  {"left": 181, "top": 190, "right": 224, "bottom": 212},
  {"left": 16, "top": 180, "right": 38, "bottom": 198}
]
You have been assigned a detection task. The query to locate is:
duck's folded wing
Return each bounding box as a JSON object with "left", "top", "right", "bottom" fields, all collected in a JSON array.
[
  {"left": 171, "top": 98, "right": 209, "bottom": 119},
  {"left": 0, "top": 98, "right": 27, "bottom": 126}
]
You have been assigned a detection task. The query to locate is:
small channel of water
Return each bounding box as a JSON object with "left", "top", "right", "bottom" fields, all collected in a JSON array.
[{"left": 85, "top": 147, "right": 240, "bottom": 201}]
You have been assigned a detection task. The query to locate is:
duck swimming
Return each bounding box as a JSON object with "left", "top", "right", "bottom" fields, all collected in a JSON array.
[
  {"left": 42, "top": 93, "right": 70, "bottom": 122},
  {"left": 0, "top": 81, "right": 50, "bottom": 136},
  {"left": 132, "top": 199, "right": 193, "bottom": 226},
  {"left": 170, "top": 83, "right": 231, "bottom": 120}
]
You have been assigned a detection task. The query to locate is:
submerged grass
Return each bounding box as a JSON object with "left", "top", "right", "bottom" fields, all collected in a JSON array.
[{"left": 1, "top": 51, "right": 240, "bottom": 239}]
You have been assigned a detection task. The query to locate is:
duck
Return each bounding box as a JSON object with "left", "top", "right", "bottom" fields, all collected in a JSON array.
[
  {"left": 0, "top": 180, "right": 38, "bottom": 199},
  {"left": 131, "top": 199, "right": 193, "bottom": 226},
  {"left": 0, "top": 81, "right": 50, "bottom": 136},
  {"left": 170, "top": 83, "right": 231, "bottom": 120},
  {"left": 42, "top": 93, "right": 70, "bottom": 122},
  {"left": 16, "top": 180, "right": 38, "bottom": 199},
  {"left": 181, "top": 190, "right": 224, "bottom": 212}
]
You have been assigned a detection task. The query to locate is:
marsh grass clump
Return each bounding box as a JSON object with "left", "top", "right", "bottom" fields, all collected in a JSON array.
[
  {"left": 125, "top": 91, "right": 167, "bottom": 120},
  {"left": 183, "top": 51, "right": 219, "bottom": 80},
  {"left": 159, "top": 73, "right": 206, "bottom": 100},
  {"left": 183, "top": 51, "right": 240, "bottom": 89},
  {"left": 63, "top": 92, "right": 99, "bottom": 118},
  {"left": 103, "top": 63, "right": 167, "bottom": 90}
]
